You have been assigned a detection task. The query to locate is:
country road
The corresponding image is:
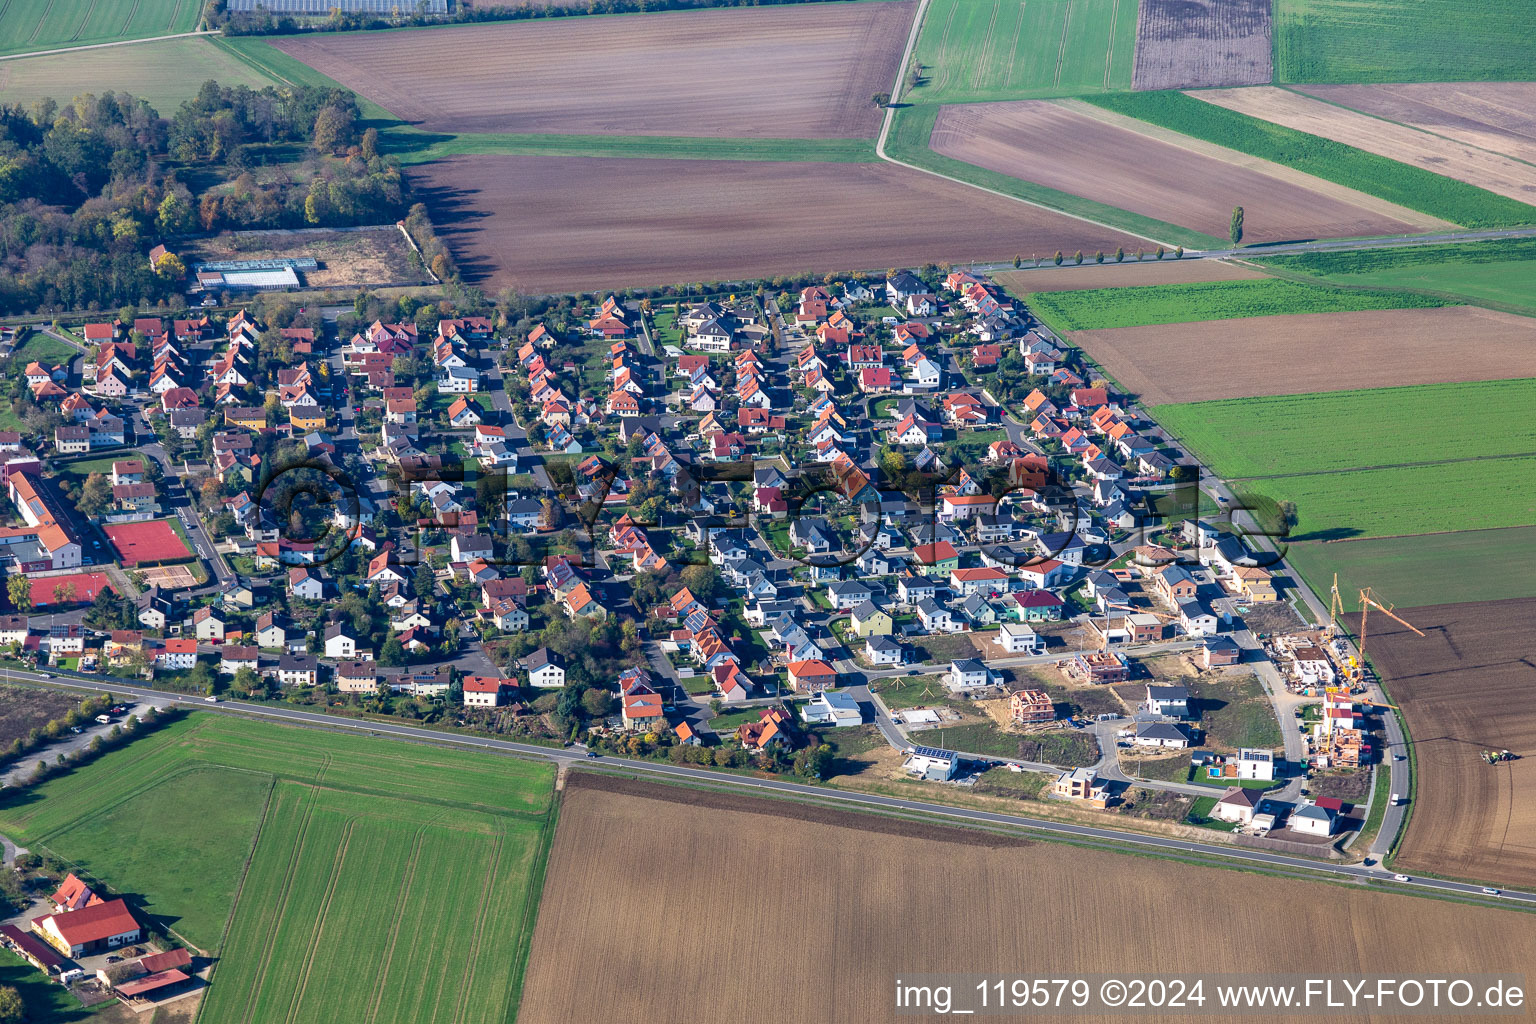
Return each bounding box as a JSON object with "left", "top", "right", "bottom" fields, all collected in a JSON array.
[{"left": 13, "top": 667, "right": 1532, "bottom": 908}]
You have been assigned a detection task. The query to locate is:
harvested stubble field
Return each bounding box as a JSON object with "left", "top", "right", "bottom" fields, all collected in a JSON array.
[
  {"left": 409, "top": 155, "right": 1139, "bottom": 292},
  {"left": 1027, "top": 277, "right": 1448, "bottom": 331},
  {"left": 1070, "top": 306, "right": 1536, "bottom": 405},
  {"left": 1131, "top": 0, "right": 1271, "bottom": 90},
  {"left": 1346, "top": 600, "right": 1536, "bottom": 889},
  {"left": 274, "top": 3, "right": 913, "bottom": 139},
  {"left": 930, "top": 101, "right": 1432, "bottom": 245},
  {"left": 185, "top": 228, "right": 431, "bottom": 289},
  {"left": 519, "top": 773, "right": 1536, "bottom": 1024},
  {"left": 1295, "top": 82, "right": 1536, "bottom": 168},
  {"left": 1196, "top": 87, "right": 1536, "bottom": 205},
  {"left": 993, "top": 259, "right": 1264, "bottom": 292},
  {"left": 1151, "top": 378, "right": 1536, "bottom": 479},
  {"left": 910, "top": 0, "right": 1137, "bottom": 104},
  {"left": 0, "top": 36, "right": 274, "bottom": 115},
  {"left": 1274, "top": 0, "right": 1536, "bottom": 83}
]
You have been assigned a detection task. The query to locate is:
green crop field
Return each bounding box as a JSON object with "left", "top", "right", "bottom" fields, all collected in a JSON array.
[
  {"left": 909, "top": 0, "right": 1137, "bottom": 104},
  {"left": 1262, "top": 239, "right": 1536, "bottom": 316},
  {"left": 0, "top": 0, "right": 202, "bottom": 58},
  {"left": 1284, "top": 527, "right": 1536, "bottom": 612},
  {"left": 1223, "top": 456, "right": 1536, "bottom": 541},
  {"left": 1151, "top": 379, "right": 1536, "bottom": 479},
  {"left": 0, "top": 36, "right": 276, "bottom": 116},
  {"left": 1083, "top": 92, "right": 1536, "bottom": 230},
  {"left": 1024, "top": 278, "right": 1450, "bottom": 331},
  {"left": 1275, "top": 0, "right": 1536, "bottom": 83},
  {"left": 0, "top": 713, "right": 555, "bottom": 1024}
]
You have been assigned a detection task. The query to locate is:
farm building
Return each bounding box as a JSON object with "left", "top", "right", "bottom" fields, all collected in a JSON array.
[
  {"left": 193, "top": 258, "right": 315, "bottom": 292},
  {"left": 34, "top": 899, "right": 142, "bottom": 957},
  {"left": 0, "top": 924, "right": 65, "bottom": 974}
]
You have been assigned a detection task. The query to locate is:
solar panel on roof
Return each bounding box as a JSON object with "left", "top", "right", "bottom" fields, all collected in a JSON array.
[{"left": 911, "top": 746, "right": 955, "bottom": 759}]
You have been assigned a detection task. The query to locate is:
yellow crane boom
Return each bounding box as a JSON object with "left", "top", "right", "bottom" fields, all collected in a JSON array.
[{"left": 1357, "top": 587, "right": 1426, "bottom": 673}]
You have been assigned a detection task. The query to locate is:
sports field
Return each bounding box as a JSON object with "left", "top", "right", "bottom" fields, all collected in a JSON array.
[
  {"left": 103, "top": 518, "right": 192, "bottom": 566},
  {"left": 1025, "top": 277, "right": 1450, "bottom": 331},
  {"left": 0, "top": 713, "right": 556, "bottom": 1018},
  {"left": 1274, "top": 0, "right": 1536, "bottom": 83},
  {"left": 0, "top": 0, "right": 202, "bottom": 58},
  {"left": 27, "top": 572, "right": 112, "bottom": 607},
  {"left": 0, "top": 35, "right": 271, "bottom": 114},
  {"left": 909, "top": 0, "right": 1137, "bottom": 104},
  {"left": 1285, "top": 527, "right": 1536, "bottom": 612},
  {"left": 1150, "top": 379, "right": 1536, "bottom": 479},
  {"left": 1084, "top": 91, "right": 1536, "bottom": 230}
]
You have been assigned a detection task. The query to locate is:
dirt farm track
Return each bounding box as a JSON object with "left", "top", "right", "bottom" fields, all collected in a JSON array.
[
  {"left": 1346, "top": 600, "right": 1536, "bottom": 891},
  {"left": 1070, "top": 306, "right": 1536, "bottom": 405},
  {"left": 275, "top": 3, "right": 914, "bottom": 138},
  {"left": 516, "top": 774, "right": 1536, "bottom": 1024},
  {"left": 408, "top": 156, "right": 1139, "bottom": 293}
]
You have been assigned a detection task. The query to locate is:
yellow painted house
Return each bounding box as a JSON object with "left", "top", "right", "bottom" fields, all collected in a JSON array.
[
  {"left": 1230, "top": 566, "right": 1277, "bottom": 603},
  {"left": 850, "top": 601, "right": 892, "bottom": 637},
  {"left": 289, "top": 408, "right": 327, "bottom": 431}
]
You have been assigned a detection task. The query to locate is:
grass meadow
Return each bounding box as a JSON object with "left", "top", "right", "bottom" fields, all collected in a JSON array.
[
  {"left": 1262, "top": 239, "right": 1536, "bottom": 316},
  {"left": 0, "top": 712, "right": 556, "bottom": 1024},
  {"left": 909, "top": 0, "right": 1137, "bottom": 104},
  {"left": 0, "top": 0, "right": 201, "bottom": 58},
  {"left": 1275, "top": 0, "right": 1536, "bottom": 83},
  {"left": 1084, "top": 92, "right": 1536, "bottom": 230},
  {"left": 1151, "top": 379, "right": 1536, "bottom": 478},
  {"left": 1025, "top": 277, "right": 1450, "bottom": 330},
  {"left": 1284, "top": 527, "right": 1536, "bottom": 612}
]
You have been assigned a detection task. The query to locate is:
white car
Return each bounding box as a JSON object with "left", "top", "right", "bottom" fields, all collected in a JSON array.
[
  {"left": 1481, "top": 887, "right": 1501, "bottom": 896},
  {"left": 1393, "top": 874, "right": 1411, "bottom": 882}
]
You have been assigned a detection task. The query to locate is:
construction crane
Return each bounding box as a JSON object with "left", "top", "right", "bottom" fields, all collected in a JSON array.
[
  {"left": 1356, "top": 587, "right": 1425, "bottom": 676},
  {"left": 1327, "top": 573, "right": 1345, "bottom": 636}
]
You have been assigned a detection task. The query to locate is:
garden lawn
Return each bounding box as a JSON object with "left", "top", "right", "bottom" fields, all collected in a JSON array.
[
  {"left": 1151, "top": 379, "right": 1536, "bottom": 478},
  {"left": 7, "top": 332, "right": 77, "bottom": 367},
  {"left": 1274, "top": 0, "right": 1536, "bottom": 83},
  {"left": 1084, "top": 92, "right": 1536, "bottom": 230},
  {"left": 1025, "top": 278, "right": 1450, "bottom": 331},
  {"left": 0, "top": 949, "right": 89, "bottom": 1020}
]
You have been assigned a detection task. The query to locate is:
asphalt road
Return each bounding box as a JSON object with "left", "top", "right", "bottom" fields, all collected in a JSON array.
[{"left": 15, "top": 668, "right": 1531, "bottom": 906}]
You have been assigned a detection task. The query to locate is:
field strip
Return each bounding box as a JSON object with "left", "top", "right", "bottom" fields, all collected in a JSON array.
[
  {"left": 1283, "top": 86, "right": 1536, "bottom": 173},
  {"left": 361, "top": 825, "right": 428, "bottom": 1024},
  {"left": 281, "top": 817, "right": 357, "bottom": 1024},
  {"left": 166, "top": 0, "right": 184, "bottom": 31},
  {"left": 1225, "top": 448, "right": 1536, "bottom": 482},
  {"left": 236, "top": 786, "right": 321, "bottom": 1024},
  {"left": 930, "top": 0, "right": 958, "bottom": 96},
  {"left": 970, "top": 0, "right": 1001, "bottom": 93},
  {"left": 119, "top": 0, "right": 141, "bottom": 36},
  {"left": 1004, "top": 1, "right": 1024, "bottom": 87},
  {"left": 208, "top": 775, "right": 279, "bottom": 958},
  {"left": 450, "top": 832, "right": 505, "bottom": 1024},
  {"left": 1051, "top": 98, "right": 1458, "bottom": 230},
  {"left": 0, "top": 27, "right": 217, "bottom": 61},
  {"left": 1102, "top": 0, "right": 1118, "bottom": 89},
  {"left": 1052, "top": 0, "right": 1073, "bottom": 87}
]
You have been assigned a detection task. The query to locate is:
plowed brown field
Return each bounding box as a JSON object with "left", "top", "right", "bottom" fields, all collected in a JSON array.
[
  {"left": 1295, "top": 82, "right": 1536, "bottom": 166},
  {"left": 407, "top": 155, "right": 1140, "bottom": 292},
  {"left": 994, "top": 259, "right": 1265, "bottom": 293},
  {"left": 274, "top": 2, "right": 914, "bottom": 138},
  {"left": 929, "top": 101, "right": 1433, "bottom": 242},
  {"left": 518, "top": 773, "right": 1536, "bottom": 1024},
  {"left": 1072, "top": 306, "right": 1536, "bottom": 404},
  {"left": 1196, "top": 86, "right": 1536, "bottom": 203},
  {"left": 1345, "top": 600, "right": 1536, "bottom": 890},
  {"left": 1132, "top": 0, "right": 1271, "bottom": 90}
]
